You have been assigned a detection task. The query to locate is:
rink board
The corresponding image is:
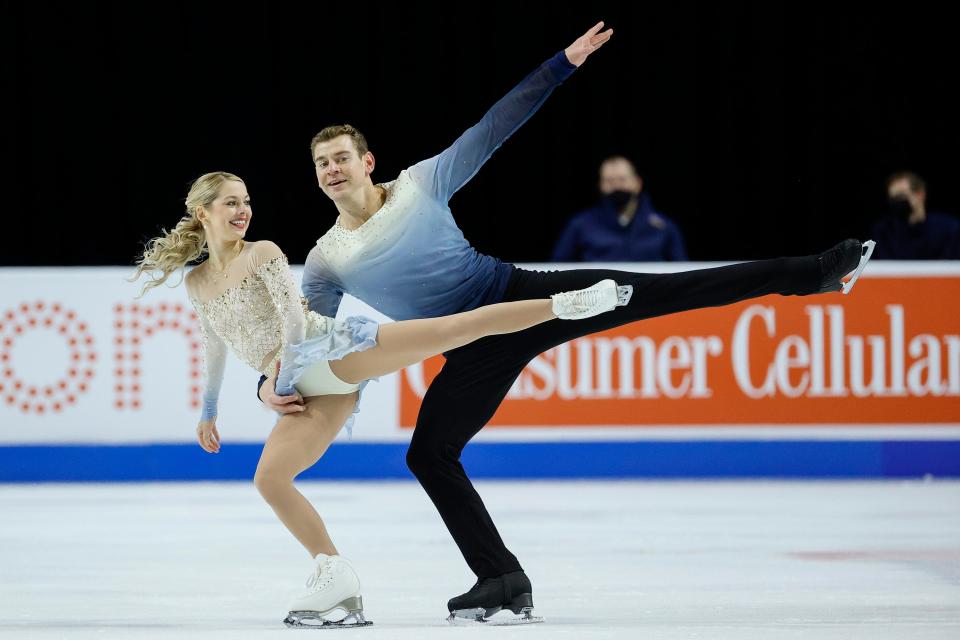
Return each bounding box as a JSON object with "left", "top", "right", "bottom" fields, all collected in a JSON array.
[
  {"left": 1, "top": 262, "right": 958, "bottom": 480},
  {"left": 2, "top": 440, "right": 960, "bottom": 482}
]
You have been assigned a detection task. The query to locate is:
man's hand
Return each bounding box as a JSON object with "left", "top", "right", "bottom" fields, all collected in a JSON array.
[
  {"left": 564, "top": 21, "right": 614, "bottom": 67},
  {"left": 259, "top": 361, "right": 305, "bottom": 414}
]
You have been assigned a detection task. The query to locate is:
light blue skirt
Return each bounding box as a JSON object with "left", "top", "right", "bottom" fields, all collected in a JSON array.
[{"left": 277, "top": 314, "right": 380, "bottom": 436}]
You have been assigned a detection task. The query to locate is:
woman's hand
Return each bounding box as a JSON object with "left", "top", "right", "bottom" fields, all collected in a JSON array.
[{"left": 196, "top": 418, "right": 221, "bottom": 453}]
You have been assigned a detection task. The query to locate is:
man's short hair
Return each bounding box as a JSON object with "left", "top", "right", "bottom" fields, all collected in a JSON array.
[
  {"left": 887, "top": 170, "right": 926, "bottom": 193},
  {"left": 310, "top": 124, "right": 369, "bottom": 158},
  {"left": 599, "top": 155, "right": 639, "bottom": 176}
]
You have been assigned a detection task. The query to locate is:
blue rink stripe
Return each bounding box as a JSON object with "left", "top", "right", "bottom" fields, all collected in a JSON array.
[{"left": 1, "top": 441, "right": 958, "bottom": 482}]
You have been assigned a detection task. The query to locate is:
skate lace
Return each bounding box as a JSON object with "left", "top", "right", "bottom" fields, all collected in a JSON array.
[
  {"left": 558, "top": 287, "right": 602, "bottom": 311},
  {"left": 305, "top": 559, "right": 335, "bottom": 593}
]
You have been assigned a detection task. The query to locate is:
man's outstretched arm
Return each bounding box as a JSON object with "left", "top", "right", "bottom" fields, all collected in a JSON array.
[{"left": 410, "top": 21, "right": 613, "bottom": 203}]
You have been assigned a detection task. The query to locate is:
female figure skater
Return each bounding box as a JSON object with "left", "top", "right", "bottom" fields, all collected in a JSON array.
[{"left": 130, "top": 171, "right": 627, "bottom": 628}]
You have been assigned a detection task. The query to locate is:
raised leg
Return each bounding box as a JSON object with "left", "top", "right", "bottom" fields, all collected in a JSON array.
[{"left": 330, "top": 298, "right": 554, "bottom": 384}]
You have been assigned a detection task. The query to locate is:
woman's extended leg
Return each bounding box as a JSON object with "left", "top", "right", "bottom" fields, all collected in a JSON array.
[
  {"left": 330, "top": 298, "right": 556, "bottom": 384},
  {"left": 254, "top": 392, "right": 358, "bottom": 556}
]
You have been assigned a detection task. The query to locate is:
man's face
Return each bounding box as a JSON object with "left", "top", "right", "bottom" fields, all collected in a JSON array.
[
  {"left": 313, "top": 135, "right": 374, "bottom": 201},
  {"left": 887, "top": 178, "right": 925, "bottom": 213},
  {"left": 599, "top": 159, "right": 642, "bottom": 195}
]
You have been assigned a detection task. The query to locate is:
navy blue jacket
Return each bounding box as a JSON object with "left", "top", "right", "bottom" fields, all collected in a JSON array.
[
  {"left": 871, "top": 212, "right": 960, "bottom": 259},
  {"left": 551, "top": 193, "right": 688, "bottom": 262}
]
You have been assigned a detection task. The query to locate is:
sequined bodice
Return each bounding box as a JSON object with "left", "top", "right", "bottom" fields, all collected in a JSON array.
[{"left": 191, "top": 255, "right": 305, "bottom": 375}]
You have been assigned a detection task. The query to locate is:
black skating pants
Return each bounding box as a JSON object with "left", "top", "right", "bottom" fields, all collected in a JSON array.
[{"left": 405, "top": 255, "right": 821, "bottom": 578}]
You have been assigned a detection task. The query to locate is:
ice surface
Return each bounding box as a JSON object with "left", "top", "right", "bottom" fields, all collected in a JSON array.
[{"left": 1, "top": 480, "right": 958, "bottom": 639}]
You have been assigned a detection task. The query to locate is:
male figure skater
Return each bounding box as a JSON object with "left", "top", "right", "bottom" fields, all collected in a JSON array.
[{"left": 258, "top": 21, "right": 874, "bottom": 623}]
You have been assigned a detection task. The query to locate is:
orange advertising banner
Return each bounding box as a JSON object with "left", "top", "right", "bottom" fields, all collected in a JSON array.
[{"left": 400, "top": 276, "right": 960, "bottom": 427}]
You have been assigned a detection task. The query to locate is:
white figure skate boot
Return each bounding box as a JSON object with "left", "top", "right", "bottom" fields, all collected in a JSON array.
[
  {"left": 551, "top": 278, "right": 633, "bottom": 320},
  {"left": 282, "top": 553, "right": 372, "bottom": 628}
]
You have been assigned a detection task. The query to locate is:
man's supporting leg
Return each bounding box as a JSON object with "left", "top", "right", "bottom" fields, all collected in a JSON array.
[
  {"left": 406, "top": 344, "right": 528, "bottom": 578},
  {"left": 407, "top": 253, "right": 824, "bottom": 576}
]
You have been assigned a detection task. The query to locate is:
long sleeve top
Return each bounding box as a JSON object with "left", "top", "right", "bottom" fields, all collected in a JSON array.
[
  {"left": 301, "top": 51, "right": 578, "bottom": 321},
  {"left": 187, "top": 241, "right": 324, "bottom": 420}
]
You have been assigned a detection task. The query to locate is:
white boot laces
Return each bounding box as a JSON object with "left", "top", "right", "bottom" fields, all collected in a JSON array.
[
  {"left": 305, "top": 557, "right": 335, "bottom": 593},
  {"left": 562, "top": 287, "right": 601, "bottom": 311}
]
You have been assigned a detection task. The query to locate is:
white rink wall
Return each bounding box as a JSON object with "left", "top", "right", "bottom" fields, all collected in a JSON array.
[{"left": 1, "top": 262, "right": 958, "bottom": 481}]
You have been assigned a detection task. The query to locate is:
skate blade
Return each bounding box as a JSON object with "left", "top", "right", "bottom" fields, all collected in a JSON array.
[
  {"left": 841, "top": 240, "right": 875, "bottom": 295},
  {"left": 446, "top": 606, "right": 543, "bottom": 626},
  {"left": 284, "top": 609, "right": 373, "bottom": 629},
  {"left": 616, "top": 284, "right": 633, "bottom": 307}
]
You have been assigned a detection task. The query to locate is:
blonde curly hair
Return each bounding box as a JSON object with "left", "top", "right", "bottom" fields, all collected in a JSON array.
[{"left": 130, "top": 171, "right": 244, "bottom": 297}]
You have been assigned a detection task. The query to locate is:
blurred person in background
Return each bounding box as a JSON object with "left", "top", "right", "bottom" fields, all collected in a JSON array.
[
  {"left": 551, "top": 155, "right": 688, "bottom": 261},
  {"left": 872, "top": 171, "right": 960, "bottom": 259}
]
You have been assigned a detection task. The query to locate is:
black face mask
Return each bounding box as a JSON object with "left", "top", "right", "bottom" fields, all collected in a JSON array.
[
  {"left": 888, "top": 194, "right": 913, "bottom": 220},
  {"left": 604, "top": 190, "right": 634, "bottom": 209}
]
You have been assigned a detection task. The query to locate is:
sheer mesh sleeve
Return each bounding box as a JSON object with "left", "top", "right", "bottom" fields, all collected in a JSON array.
[
  {"left": 193, "top": 304, "right": 228, "bottom": 422},
  {"left": 254, "top": 246, "right": 307, "bottom": 396}
]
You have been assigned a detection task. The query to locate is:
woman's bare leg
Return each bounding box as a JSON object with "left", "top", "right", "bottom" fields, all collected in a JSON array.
[
  {"left": 331, "top": 299, "right": 555, "bottom": 384},
  {"left": 253, "top": 392, "right": 358, "bottom": 557}
]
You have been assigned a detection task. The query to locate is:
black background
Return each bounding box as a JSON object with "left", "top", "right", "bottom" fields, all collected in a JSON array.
[{"left": 3, "top": 1, "right": 957, "bottom": 266}]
